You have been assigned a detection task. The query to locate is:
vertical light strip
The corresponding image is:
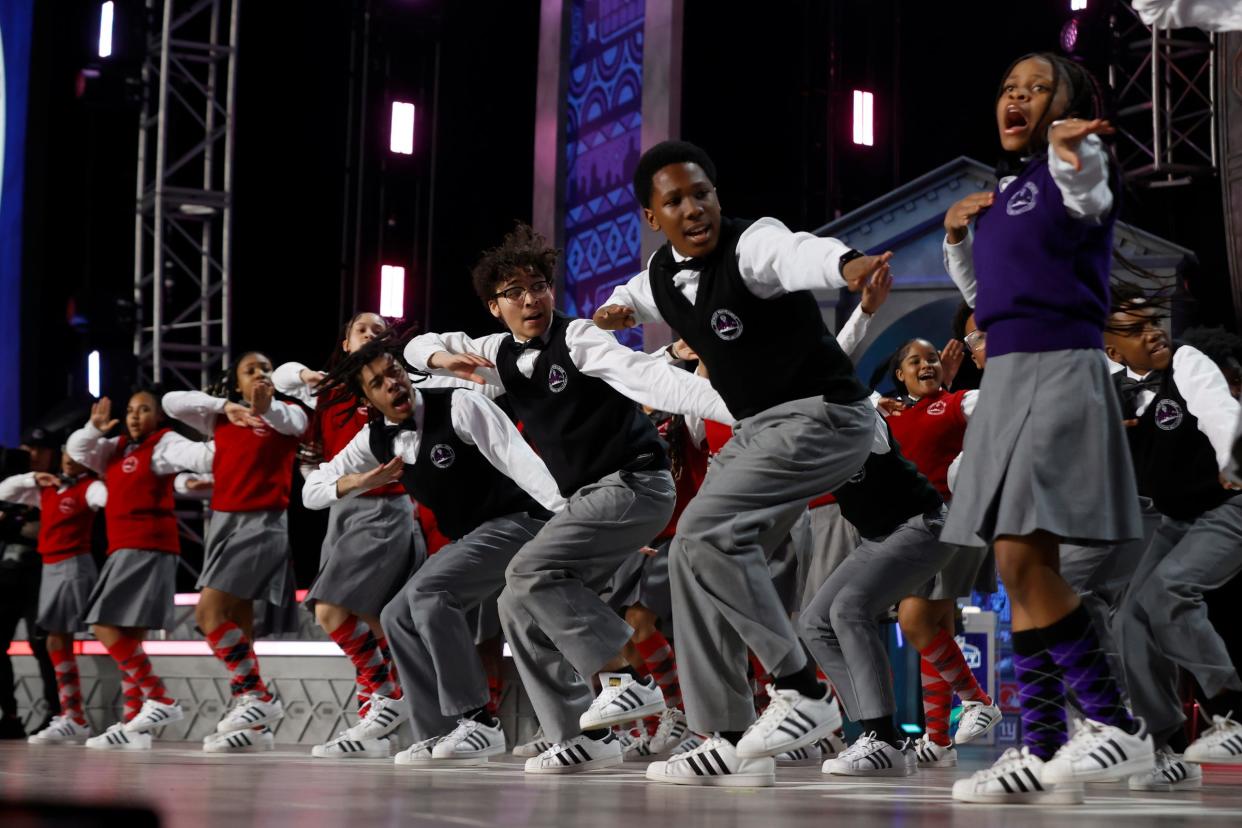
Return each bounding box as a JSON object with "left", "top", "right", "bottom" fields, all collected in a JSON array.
[
  {"left": 88, "top": 350, "right": 101, "bottom": 398},
  {"left": 390, "top": 102, "right": 415, "bottom": 155},
  {"left": 99, "top": 2, "right": 115, "bottom": 58},
  {"left": 380, "top": 265, "right": 406, "bottom": 318}
]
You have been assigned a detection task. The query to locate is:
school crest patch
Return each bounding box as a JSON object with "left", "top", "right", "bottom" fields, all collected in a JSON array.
[
  {"left": 710, "top": 309, "right": 744, "bottom": 341},
  {"left": 430, "top": 443, "right": 456, "bottom": 469},
  {"left": 1006, "top": 181, "right": 1039, "bottom": 216},
  {"left": 927, "top": 400, "right": 948, "bottom": 416},
  {"left": 1154, "top": 399, "right": 1183, "bottom": 431},
  {"left": 548, "top": 364, "right": 569, "bottom": 393},
  {"left": 58, "top": 496, "right": 77, "bottom": 515},
  {"left": 121, "top": 456, "right": 139, "bottom": 474},
  {"left": 251, "top": 424, "right": 270, "bottom": 437}
]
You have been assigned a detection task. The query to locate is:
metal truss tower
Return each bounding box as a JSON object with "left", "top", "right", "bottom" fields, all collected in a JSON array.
[
  {"left": 133, "top": 0, "right": 238, "bottom": 389},
  {"left": 1109, "top": 2, "right": 1217, "bottom": 187}
]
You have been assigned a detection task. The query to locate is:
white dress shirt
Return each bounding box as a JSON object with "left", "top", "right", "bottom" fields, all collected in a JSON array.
[
  {"left": 67, "top": 423, "right": 214, "bottom": 477},
  {"left": 405, "top": 319, "right": 735, "bottom": 425},
  {"left": 162, "top": 390, "right": 309, "bottom": 438},
  {"left": 302, "top": 387, "right": 566, "bottom": 513},
  {"left": 0, "top": 473, "right": 108, "bottom": 510},
  {"left": 1133, "top": 0, "right": 1242, "bottom": 31},
  {"left": 943, "top": 134, "right": 1114, "bottom": 307}
]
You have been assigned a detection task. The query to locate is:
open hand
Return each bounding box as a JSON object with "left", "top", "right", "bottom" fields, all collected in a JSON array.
[
  {"left": 1049, "top": 118, "right": 1115, "bottom": 172},
  {"left": 224, "top": 401, "right": 265, "bottom": 429},
  {"left": 593, "top": 304, "right": 638, "bottom": 330},
  {"left": 250, "top": 381, "right": 273, "bottom": 416},
  {"left": 877, "top": 397, "right": 905, "bottom": 417},
  {"left": 299, "top": 368, "right": 326, "bottom": 390},
  {"left": 33, "top": 472, "right": 60, "bottom": 488},
  {"left": 944, "top": 192, "right": 994, "bottom": 244},
  {"left": 842, "top": 252, "right": 893, "bottom": 293},
  {"left": 90, "top": 398, "right": 119, "bottom": 432},
  {"left": 940, "top": 339, "right": 965, "bottom": 389},
  {"left": 361, "top": 457, "right": 404, "bottom": 489},
  {"left": 428, "top": 351, "right": 494, "bottom": 385},
  {"left": 860, "top": 267, "right": 893, "bottom": 314}
]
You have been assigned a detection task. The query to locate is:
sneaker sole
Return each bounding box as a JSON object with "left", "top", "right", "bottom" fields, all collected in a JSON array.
[
  {"left": 954, "top": 710, "right": 1002, "bottom": 745},
  {"left": 432, "top": 744, "right": 506, "bottom": 762},
  {"left": 1044, "top": 753, "right": 1154, "bottom": 785},
  {"left": 204, "top": 742, "right": 274, "bottom": 754},
  {"left": 736, "top": 719, "right": 835, "bottom": 760},
  {"left": 311, "top": 743, "right": 391, "bottom": 759},
  {"left": 216, "top": 708, "right": 284, "bottom": 735},
  {"left": 645, "top": 766, "right": 775, "bottom": 787},
  {"left": 953, "top": 787, "right": 1084, "bottom": 805},
  {"left": 124, "top": 710, "right": 186, "bottom": 735},
  {"left": 397, "top": 755, "right": 491, "bottom": 767},
  {"left": 823, "top": 764, "right": 915, "bottom": 778},
  {"left": 581, "top": 699, "right": 666, "bottom": 730},
  {"left": 525, "top": 754, "right": 623, "bottom": 774},
  {"left": 28, "top": 736, "right": 88, "bottom": 745},
  {"left": 512, "top": 746, "right": 549, "bottom": 758},
  {"left": 85, "top": 740, "right": 151, "bottom": 751},
  {"left": 1128, "top": 777, "right": 1202, "bottom": 791},
  {"left": 1184, "top": 751, "right": 1242, "bottom": 765},
  {"left": 776, "top": 757, "right": 822, "bottom": 767},
  {"left": 918, "top": 757, "right": 958, "bottom": 768}
]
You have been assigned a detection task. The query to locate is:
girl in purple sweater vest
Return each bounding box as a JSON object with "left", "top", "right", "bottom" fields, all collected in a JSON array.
[{"left": 939, "top": 53, "right": 1153, "bottom": 805}]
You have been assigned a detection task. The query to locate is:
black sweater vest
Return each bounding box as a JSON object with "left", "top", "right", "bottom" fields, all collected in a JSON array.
[
  {"left": 494, "top": 313, "right": 668, "bottom": 497},
  {"left": 647, "top": 217, "right": 869, "bottom": 419},
  {"left": 1116, "top": 347, "right": 1230, "bottom": 520},
  {"left": 832, "top": 423, "right": 944, "bottom": 541},
  {"left": 369, "top": 388, "right": 547, "bottom": 540}
]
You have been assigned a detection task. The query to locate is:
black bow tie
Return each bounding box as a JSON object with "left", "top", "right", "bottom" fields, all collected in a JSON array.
[
  {"left": 379, "top": 417, "right": 418, "bottom": 444},
  {"left": 1118, "top": 372, "right": 1163, "bottom": 401},
  {"left": 675, "top": 256, "right": 711, "bottom": 271},
  {"left": 512, "top": 338, "right": 544, "bottom": 354}
]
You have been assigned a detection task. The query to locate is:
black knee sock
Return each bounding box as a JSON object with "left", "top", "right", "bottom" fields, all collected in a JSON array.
[
  {"left": 718, "top": 730, "right": 746, "bottom": 746},
  {"left": 860, "top": 717, "right": 901, "bottom": 748},
  {"left": 1165, "top": 726, "right": 1190, "bottom": 754},
  {"left": 1203, "top": 689, "right": 1242, "bottom": 721},
  {"left": 772, "top": 660, "right": 827, "bottom": 700},
  {"left": 465, "top": 706, "right": 498, "bottom": 728}
]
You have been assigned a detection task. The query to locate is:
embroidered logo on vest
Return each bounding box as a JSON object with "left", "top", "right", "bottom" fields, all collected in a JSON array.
[
  {"left": 1154, "top": 399, "right": 1184, "bottom": 431},
  {"left": 710, "top": 309, "right": 743, "bottom": 340},
  {"left": 251, "top": 424, "right": 270, "bottom": 438},
  {"left": 927, "top": 400, "right": 947, "bottom": 416},
  {"left": 58, "top": 496, "right": 77, "bottom": 515},
  {"left": 430, "top": 444, "right": 456, "bottom": 469},
  {"left": 121, "top": 456, "right": 139, "bottom": 474},
  {"left": 1006, "top": 181, "right": 1039, "bottom": 216},
  {"left": 548, "top": 364, "right": 569, "bottom": 393}
]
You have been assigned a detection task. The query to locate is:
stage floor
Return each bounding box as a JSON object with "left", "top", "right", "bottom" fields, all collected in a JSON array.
[{"left": 2, "top": 742, "right": 1242, "bottom": 828}]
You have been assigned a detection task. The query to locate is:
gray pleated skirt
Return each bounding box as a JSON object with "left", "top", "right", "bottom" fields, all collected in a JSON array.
[
  {"left": 942, "top": 349, "right": 1142, "bottom": 548},
  {"left": 604, "top": 538, "right": 674, "bottom": 624},
  {"left": 37, "top": 554, "right": 99, "bottom": 632},
  {"left": 197, "top": 509, "right": 293, "bottom": 605},
  {"left": 305, "top": 494, "right": 424, "bottom": 617},
  {"left": 83, "top": 548, "right": 178, "bottom": 629}
]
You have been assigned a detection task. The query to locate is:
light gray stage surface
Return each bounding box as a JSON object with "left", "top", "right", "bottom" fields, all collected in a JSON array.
[{"left": 1, "top": 743, "right": 1240, "bottom": 828}]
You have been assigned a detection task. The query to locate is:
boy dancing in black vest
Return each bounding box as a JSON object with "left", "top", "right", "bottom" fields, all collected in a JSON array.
[
  {"left": 1105, "top": 289, "right": 1242, "bottom": 789},
  {"left": 303, "top": 334, "right": 565, "bottom": 763},
  {"left": 595, "top": 141, "right": 893, "bottom": 785},
  {"left": 405, "top": 224, "right": 733, "bottom": 774}
]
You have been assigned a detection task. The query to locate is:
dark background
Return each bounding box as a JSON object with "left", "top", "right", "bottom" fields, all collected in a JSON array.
[{"left": 15, "top": 0, "right": 1234, "bottom": 585}]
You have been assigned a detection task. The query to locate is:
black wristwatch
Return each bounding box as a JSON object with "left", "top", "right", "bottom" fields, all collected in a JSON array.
[{"left": 838, "top": 248, "right": 865, "bottom": 276}]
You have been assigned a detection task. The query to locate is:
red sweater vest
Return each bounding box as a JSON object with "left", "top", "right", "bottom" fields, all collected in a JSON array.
[
  {"left": 210, "top": 405, "right": 303, "bottom": 512},
  {"left": 885, "top": 389, "right": 968, "bottom": 500},
  {"left": 316, "top": 396, "right": 405, "bottom": 497},
  {"left": 105, "top": 429, "right": 180, "bottom": 555},
  {"left": 655, "top": 418, "right": 709, "bottom": 542},
  {"left": 38, "top": 477, "right": 98, "bottom": 564}
]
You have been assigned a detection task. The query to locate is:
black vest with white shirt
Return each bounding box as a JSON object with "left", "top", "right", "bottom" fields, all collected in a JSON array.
[
  {"left": 494, "top": 313, "right": 668, "bottom": 497},
  {"left": 368, "top": 388, "right": 547, "bottom": 540},
  {"left": 647, "top": 217, "right": 869, "bottom": 419}
]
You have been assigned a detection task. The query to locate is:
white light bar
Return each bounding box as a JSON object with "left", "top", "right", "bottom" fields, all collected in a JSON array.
[
  {"left": 852, "top": 90, "right": 874, "bottom": 147},
  {"left": 99, "top": 2, "right": 115, "bottom": 58},
  {"left": 88, "top": 350, "right": 101, "bottom": 398},
  {"left": 390, "top": 101, "right": 415, "bottom": 155},
  {"left": 380, "top": 265, "right": 406, "bottom": 318}
]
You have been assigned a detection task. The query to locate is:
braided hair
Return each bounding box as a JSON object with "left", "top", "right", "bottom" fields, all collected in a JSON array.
[{"left": 314, "top": 326, "right": 426, "bottom": 409}]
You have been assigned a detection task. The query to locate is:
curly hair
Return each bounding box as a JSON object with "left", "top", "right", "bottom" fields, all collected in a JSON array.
[
  {"left": 314, "top": 326, "right": 424, "bottom": 407},
  {"left": 471, "top": 223, "right": 559, "bottom": 304},
  {"left": 631, "top": 140, "right": 719, "bottom": 210},
  {"left": 1181, "top": 326, "right": 1242, "bottom": 367}
]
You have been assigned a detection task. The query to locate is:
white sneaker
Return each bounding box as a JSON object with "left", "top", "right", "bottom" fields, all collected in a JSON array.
[
  {"left": 124, "top": 700, "right": 184, "bottom": 734},
  {"left": 1041, "top": 718, "right": 1154, "bottom": 784},
  {"left": 524, "top": 732, "right": 622, "bottom": 774},
  {"left": 735, "top": 685, "right": 841, "bottom": 759},
  {"left": 216, "top": 694, "right": 283, "bottom": 734},
  {"left": 648, "top": 708, "right": 690, "bottom": 755},
  {"left": 817, "top": 731, "right": 848, "bottom": 759},
  {"left": 955, "top": 700, "right": 1003, "bottom": 744},
  {"left": 343, "top": 693, "right": 407, "bottom": 740},
  {"left": 646, "top": 736, "right": 775, "bottom": 787},
  {"left": 394, "top": 736, "right": 441, "bottom": 765},
  {"left": 912, "top": 733, "right": 957, "bottom": 767},
  {"left": 776, "top": 742, "right": 822, "bottom": 766},
  {"left": 512, "top": 726, "right": 552, "bottom": 758},
  {"left": 952, "top": 747, "right": 1083, "bottom": 804},
  {"left": 432, "top": 718, "right": 506, "bottom": 763},
  {"left": 1129, "top": 747, "right": 1203, "bottom": 790},
  {"left": 822, "top": 733, "right": 914, "bottom": 777},
  {"left": 620, "top": 728, "right": 655, "bottom": 760},
  {"left": 1185, "top": 713, "right": 1242, "bottom": 764},
  {"left": 579, "top": 673, "right": 666, "bottom": 730},
  {"left": 311, "top": 731, "right": 391, "bottom": 759},
  {"left": 674, "top": 733, "right": 705, "bottom": 754},
  {"left": 86, "top": 722, "right": 152, "bottom": 751},
  {"left": 27, "top": 715, "right": 91, "bottom": 744},
  {"left": 203, "top": 727, "right": 274, "bottom": 753}
]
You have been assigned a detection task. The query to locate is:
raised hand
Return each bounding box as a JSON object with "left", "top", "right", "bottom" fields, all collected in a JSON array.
[
  {"left": 669, "top": 339, "right": 699, "bottom": 362},
  {"left": 593, "top": 304, "right": 638, "bottom": 330},
  {"left": 861, "top": 267, "right": 893, "bottom": 314},
  {"left": 90, "top": 398, "right": 119, "bottom": 433},
  {"left": 361, "top": 457, "right": 404, "bottom": 489},
  {"left": 224, "top": 401, "right": 265, "bottom": 429},
  {"left": 33, "top": 472, "right": 60, "bottom": 488},
  {"left": 1049, "top": 118, "right": 1115, "bottom": 173},
  {"left": 250, "top": 381, "right": 274, "bottom": 416},
  {"left": 428, "top": 351, "right": 494, "bottom": 385},
  {"left": 877, "top": 397, "right": 906, "bottom": 417},
  {"left": 944, "top": 192, "right": 994, "bottom": 245},
  {"left": 940, "top": 339, "right": 966, "bottom": 389},
  {"left": 299, "top": 368, "right": 326, "bottom": 390},
  {"left": 842, "top": 251, "right": 894, "bottom": 293}
]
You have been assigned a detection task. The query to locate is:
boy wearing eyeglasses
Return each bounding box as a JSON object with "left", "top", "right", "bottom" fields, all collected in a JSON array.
[{"left": 405, "top": 223, "right": 732, "bottom": 775}]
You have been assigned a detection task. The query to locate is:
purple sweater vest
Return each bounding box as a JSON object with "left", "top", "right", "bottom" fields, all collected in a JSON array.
[{"left": 972, "top": 155, "right": 1117, "bottom": 358}]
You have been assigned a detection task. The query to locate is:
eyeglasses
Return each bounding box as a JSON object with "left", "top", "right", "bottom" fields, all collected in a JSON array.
[
  {"left": 964, "top": 330, "right": 986, "bottom": 352},
  {"left": 494, "top": 280, "right": 552, "bottom": 303}
]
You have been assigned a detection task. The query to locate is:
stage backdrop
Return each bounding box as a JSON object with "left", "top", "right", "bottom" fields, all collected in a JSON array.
[{"left": 0, "top": 0, "right": 32, "bottom": 444}]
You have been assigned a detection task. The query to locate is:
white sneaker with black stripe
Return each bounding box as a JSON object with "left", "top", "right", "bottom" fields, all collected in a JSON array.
[
  {"left": 312, "top": 731, "right": 391, "bottom": 759},
  {"left": 394, "top": 736, "right": 441, "bottom": 765},
  {"left": 512, "top": 726, "right": 552, "bottom": 758},
  {"left": 736, "top": 685, "right": 841, "bottom": 759},
  {"left": 203, "top": 727, "right": 274, "bottom": 753},
  {"left": 579, "top": 673, "right": 666, "bottom": 730},
  {"left": 775, "top": 742, "right": 821, "bottom": 766},
  {"left": 524, "top": 732, "right": 622, "bottom": 774},
  {"left": 674, "top": 733, "right": 705, "bottom": 754},
  {"left": 85, "top": 722, "right": 152, "bottom": 751},
  {"left": 1185, "top": 713, "right": 1242, "bottom": 764},
  {"left": 621, "top": 729, "right": 656, "bottom": 761},
  {"left": 954, "top": 699, "right": 1003, "bottom": 744},
  {"left": 215, "top": 694, "right": 283, "bottom": 734},
  {"left": 1129, "top": 747, "right": 1203, "bottom": 790},
  {"left": 432, "top": 718, "right": 506, "bottom": 764},
  {"left": 646, "top": 736, "right": 775, "bottom": 787},
  {"left": 1041, "top": 718, "right": 1154, "bottom": 784},
  {"left": 912, "top": 733, "right": 957, "bottom": 767},
  {"left": 344, "top": 694, "right": 407, "bottom": 740},
  {"left": 648, "top": 708, "right": 690, "bottom": 755},
  {"left": 124, "top": 700, "right": 184, "bottom": 734},
  {"left": 28, "top": 715, "right": 91, "bottom": 744},
  {"left": 822, "top": 733, "right": 914, "bottom": 777},
  {"left": 817, "top": 731, "right": 848, "bottom": 759},
  {"left": 952, "top": 747, "right": 1083, "bottom": 804}
]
